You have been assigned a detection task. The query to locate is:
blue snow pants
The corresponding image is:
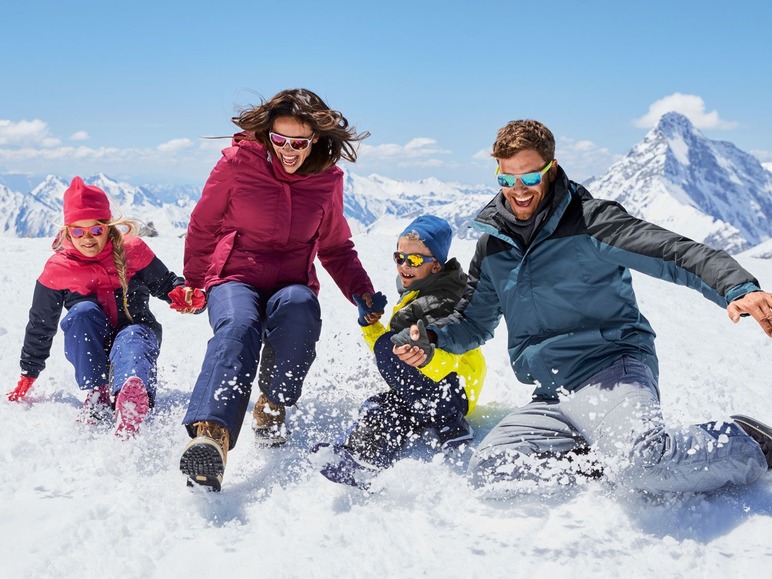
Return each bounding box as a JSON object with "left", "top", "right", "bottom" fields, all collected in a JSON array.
[
  {"left": 60, "top": 301, "right": 160, "bottom": 401},
  {"left": 182, "top": 281, "right": 322, "bottom": 447},
  {"left": 468, "top": 355, "right": 767, "bottom": 493}
]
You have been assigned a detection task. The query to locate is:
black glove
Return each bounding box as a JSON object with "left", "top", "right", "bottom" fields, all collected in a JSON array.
[
  {"left": 353, "top": 292, "right": 388, "bottom": 326},
  {"left": 390, "top": 320, "right": 435, "bottom": 367}
]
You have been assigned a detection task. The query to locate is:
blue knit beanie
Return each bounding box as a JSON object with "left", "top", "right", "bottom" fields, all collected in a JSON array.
[{"left": 399, "top": 215, "right": 453, "bottom": 266}]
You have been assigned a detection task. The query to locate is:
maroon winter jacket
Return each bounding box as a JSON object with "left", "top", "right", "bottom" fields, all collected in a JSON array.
[{"left": 184, "top": 136, "right": 374, "bottom": 301}]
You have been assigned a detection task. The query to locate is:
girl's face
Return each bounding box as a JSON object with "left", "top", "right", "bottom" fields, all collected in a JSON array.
[
  {"left": 67, "top": 220, "right": 109, "bottom": 257},
  {"left": 270, "top": 116, "right": 318, "bottom": 174},
  {"left": 396, "top": 238, "right": 441, "bottom": 289}
]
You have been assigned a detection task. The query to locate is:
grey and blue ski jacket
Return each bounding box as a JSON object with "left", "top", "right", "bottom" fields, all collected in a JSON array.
[{"left": 431, "top": 167, "right": 761, "bottom": 399}]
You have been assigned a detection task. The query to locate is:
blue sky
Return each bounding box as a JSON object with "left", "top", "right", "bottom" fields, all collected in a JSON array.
[{"left": 1, "top": 0, "right": 770, "bottom": 187}]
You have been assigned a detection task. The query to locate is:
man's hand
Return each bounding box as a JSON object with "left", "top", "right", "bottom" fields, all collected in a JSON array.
[
  {"left": 727, "top": 291, "right": 772, "bottom": 337},
  {"left": 391, "top": 320, "right": 435, "bottom": 367}
]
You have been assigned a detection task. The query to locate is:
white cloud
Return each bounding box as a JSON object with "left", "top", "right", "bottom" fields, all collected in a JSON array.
[
  {"left": 157, "top": 138, "right": 194, "bottom": 153},
  {"left": 359, "top": 137, "right": 450, "bottom": 162},
  {"left": 0, "top": 119, "right": 61, "bottom": 147},
  {"left": 472, "top": 148, "right": 491, "bottom": 162},
  {"left": 556, "top": 136, "right": 622, "bottom": 182},
  {"left": 633, "top": 93, "right": 737, "bottom": 130},
  {"left": 69, "top": 131, "right": 90, "bottom": 141}
]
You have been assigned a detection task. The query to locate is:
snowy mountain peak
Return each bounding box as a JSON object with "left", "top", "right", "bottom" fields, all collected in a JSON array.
[{"left": 588, "top": 113, "right": 772, "bottom": 253}]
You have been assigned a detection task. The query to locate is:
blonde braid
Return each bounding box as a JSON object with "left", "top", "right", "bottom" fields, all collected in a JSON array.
[{"left": 106, "top": 218, "right": 139, "bottom": 323}]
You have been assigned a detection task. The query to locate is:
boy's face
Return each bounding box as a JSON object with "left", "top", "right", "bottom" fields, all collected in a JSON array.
[{"left": 396, "top": 238, "right": 441, "bottom": 289}]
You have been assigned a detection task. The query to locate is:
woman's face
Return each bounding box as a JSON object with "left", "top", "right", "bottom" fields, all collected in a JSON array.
[
  {"left": 67, "top": 220, "right": 109, "bottom": 257},
  {"left": 270, "top": 116, "right": 318, "bottom": 174}
]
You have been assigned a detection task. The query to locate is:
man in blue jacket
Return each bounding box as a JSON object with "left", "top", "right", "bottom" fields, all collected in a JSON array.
[{"left": 393, "top": 119, "right": 772, "bottom": 494}]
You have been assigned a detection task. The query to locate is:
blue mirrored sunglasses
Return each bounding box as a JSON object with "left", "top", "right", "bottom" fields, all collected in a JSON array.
[
  {"left": 496, "top": 160, "right": 554, "bottom": 188},
  {"left": 393, "top": 251, "right": 436, "bottom": 268}
]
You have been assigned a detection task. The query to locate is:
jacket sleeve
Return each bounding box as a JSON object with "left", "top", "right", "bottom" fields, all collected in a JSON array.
[
  {"left": 184, "top": 157, "right": 232, "bottom": 288},
  {"left": 140, "top": 257, "right": 185, "bottom": 303},
  {"left": 361, "top": 321, "right": 387, "bottom": 351},
  {"left": 317, "top": 176, "right": 374, "bottom": 302},
  {"left": 584, "top": 200, "right": 761, "bottom": 308},
  {"left": 431, "top": 236, "right": 503, "bottom": 354},
  {"left": 20, "top": 281, "right": 65, "bottom": 378}
]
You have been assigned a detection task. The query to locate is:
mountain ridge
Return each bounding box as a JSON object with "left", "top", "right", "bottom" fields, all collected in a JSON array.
[{"left": 2, "top": 113, "right": 770, "bottom": 256}]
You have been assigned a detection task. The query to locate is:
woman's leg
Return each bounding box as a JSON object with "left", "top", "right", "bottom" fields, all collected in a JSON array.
[
  {"left": 182, "top": 282, "right": 263, "bottom": 448},
  {"left": 258, "top": 284, "right": 322, "bottom": 406}
]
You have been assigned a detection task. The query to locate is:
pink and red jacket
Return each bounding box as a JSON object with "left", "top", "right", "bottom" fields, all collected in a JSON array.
[{"left": 184, "top": 136, "right": 374, "bottom": 301}]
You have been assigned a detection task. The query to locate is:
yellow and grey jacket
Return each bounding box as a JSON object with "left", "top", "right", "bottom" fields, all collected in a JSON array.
[{"left": 361, "top": 258, "right": 486, "bottom": 414}]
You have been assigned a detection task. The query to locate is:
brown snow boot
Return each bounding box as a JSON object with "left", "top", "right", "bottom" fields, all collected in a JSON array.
[
  {"left": 253, "top": 393, "right": 287, "bottom": 446},
  {"left": 180, "top": 421, "right": 230, "bottom": 491}
]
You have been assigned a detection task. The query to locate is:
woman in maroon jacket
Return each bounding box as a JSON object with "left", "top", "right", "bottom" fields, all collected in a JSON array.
[
  {"left": 179, "top": 88, "right": 385, "bottom": 491},
  {"left": 7, "top": 177, "right": 190, "bottom": 438}
]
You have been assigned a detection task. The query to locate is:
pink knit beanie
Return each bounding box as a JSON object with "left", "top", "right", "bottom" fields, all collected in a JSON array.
[{"left": 63, "top": 177, "right": 111, "bottom": 224}]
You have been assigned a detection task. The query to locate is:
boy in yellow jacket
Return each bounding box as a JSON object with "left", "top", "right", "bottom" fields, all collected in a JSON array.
[{"left": 319, "top": 215, "right": 485, "bottom": 486}]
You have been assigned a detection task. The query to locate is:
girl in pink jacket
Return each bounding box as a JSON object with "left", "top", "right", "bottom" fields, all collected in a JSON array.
[{"left": 179, "top": 88, "right": 385, "bottom": 491}]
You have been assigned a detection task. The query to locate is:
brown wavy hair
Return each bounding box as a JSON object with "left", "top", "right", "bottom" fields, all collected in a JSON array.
[
  {"left": 232, "top": 88, "right": 370, "bottom": 175},
  {"left": 492, "top": 119, "right": 555, "bottom": 162},
  {"left": 55, "top": 218, "right": 140, "bottom": 322}
]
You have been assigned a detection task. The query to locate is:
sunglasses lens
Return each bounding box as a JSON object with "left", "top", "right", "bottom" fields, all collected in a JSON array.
[
  {"left": 520, "top": 172, "right": 542, "bottom": 186},
  {"left": 269, "top": 133, "right": 287, "bottom": 147},
  {"left": 497, "top": 174, "right": 516, "bottom": 188},
  {"left": 90, "top": 225, "right": 105, "bottom": 236},
  {"left": 70, "top": 228, "right": 86, "bottom": 238},
  {"left": 289, "top": 139, "right": 310, "bottom": 151},
  {"left": 406, "top": 254, "right": 425, "bottom": 267}
]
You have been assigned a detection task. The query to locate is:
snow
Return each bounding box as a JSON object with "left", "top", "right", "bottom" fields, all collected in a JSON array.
[{"left": 2, "top": 233, "right": 772, "bottom": 578}]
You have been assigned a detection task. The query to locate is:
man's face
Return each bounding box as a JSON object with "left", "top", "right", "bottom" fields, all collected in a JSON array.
[{"left": 497, "top": 149, "right": 555, "bottom": 221}]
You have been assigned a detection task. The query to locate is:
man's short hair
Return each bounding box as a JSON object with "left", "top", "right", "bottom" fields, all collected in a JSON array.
[{"left": 492, "top": 119, "right": 555, "bottom": 161}]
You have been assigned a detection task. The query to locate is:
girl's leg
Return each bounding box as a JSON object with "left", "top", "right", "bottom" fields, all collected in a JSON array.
[
  {"left": 60, "top": 301, "right": 112, "bottom": 390},
  {"left": 110, "top": 324, "right": 160, "bottom": 402}
]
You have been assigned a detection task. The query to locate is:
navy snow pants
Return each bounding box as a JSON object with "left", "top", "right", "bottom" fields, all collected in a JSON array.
[
  {"left": 183, "top": 281, "right": 322, "bottom": 447},
  {"left": 60, "top": 301, "right": 160, "bottom": 401}
]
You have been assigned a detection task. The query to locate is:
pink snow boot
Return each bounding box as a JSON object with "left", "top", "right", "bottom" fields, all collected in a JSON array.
[{"left": 114, "top": 377, "right": 150, "bottom": 438}]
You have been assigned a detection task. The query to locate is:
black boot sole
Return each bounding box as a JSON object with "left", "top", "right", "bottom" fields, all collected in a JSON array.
[{"left": 180, "top": 438, "right": 225, "bottom": 491}]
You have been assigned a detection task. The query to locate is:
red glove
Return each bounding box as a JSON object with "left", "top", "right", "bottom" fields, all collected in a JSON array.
[
  {"left": 168, "top": 286, "right": 206, "bottom": 313},
  {"left": 8, "top": 375, "right": 36, "bottom": 402}
]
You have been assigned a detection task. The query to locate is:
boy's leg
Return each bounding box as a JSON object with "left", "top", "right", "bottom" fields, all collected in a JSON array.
[{"left": 372, "top": 332, "right": 467, "bottom": 430}]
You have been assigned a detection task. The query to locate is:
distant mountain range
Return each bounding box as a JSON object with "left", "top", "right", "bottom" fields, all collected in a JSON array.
[{"left": 2, "top": 112, "right": 771, "bottom": 256}]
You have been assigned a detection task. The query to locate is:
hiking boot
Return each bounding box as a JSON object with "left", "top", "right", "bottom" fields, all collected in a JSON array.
[
  {"left": 180, "top": 421, "right": 230, "bottom": 491},
  {"left": 77, "top": 384, "right": 112, "bottom": 425},
  {"left": 732, "top": 415, "right": 772, "bottom": 469},
  {"left": 114, "top": 377, "right": 150, "bottom": 438},
  {"left": 253, "top": 393, "right": 287, "bottom": 446},
  {"left": 436, "top": 414, "right": 474, "bottom": 449}
]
